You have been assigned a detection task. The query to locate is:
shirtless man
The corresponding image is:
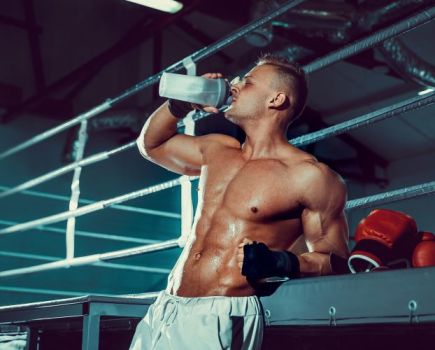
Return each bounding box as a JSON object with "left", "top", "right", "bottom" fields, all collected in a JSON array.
[{"left": 129, "top": 54, "right": 349, "bottom": 350}]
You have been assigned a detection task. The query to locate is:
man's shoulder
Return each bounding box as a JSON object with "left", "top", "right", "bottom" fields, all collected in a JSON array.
[
  {"left": 302, "top": 160, "right": 344, "bottom": 189},
  {"left": 280, "top": 147, "right": 319, "bottom": 172},
  {"left": 298, "top": 158, "right": 334, "bottom": 179},
  {"left": 296, "top": 159, "right": 347, "bottom": 209},
  {"left": 281, "top": 148, "right": 344, "bottom": 188},
  {"left": 201, "top": 133, "right": 241, "bottom": 150},
  {"left": 201, "top": 134, "right": 240, "bottom": 154}
]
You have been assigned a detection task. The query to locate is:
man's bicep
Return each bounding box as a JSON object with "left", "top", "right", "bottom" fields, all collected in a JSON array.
[
  {"left": 300, "top": 168, "right": 350, "bottom": 257},
  {"left": 302, "top": 209, "right": 349, "bottom": 257},
  {"left": 138, "top": 133, "right": 204, "bottom": 175}
]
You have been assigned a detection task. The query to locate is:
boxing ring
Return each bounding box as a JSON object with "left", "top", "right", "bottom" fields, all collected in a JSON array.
[
  {"left": 1, "top": 267, "right": 435, "bottom": 349},
  {"left": 1, "top": 1, "right": 435, "bottom": 349}
]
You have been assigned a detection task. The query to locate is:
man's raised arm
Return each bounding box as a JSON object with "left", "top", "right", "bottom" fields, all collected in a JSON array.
[
  {"left": 136, "top": 74, "right": 229, "bottom": 176},
  {"left": 136, "top": 100, "right": 201, "bottom": 176}
]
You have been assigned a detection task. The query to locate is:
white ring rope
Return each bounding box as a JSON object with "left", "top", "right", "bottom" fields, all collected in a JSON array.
[
  {"left": 0, "top": 5, "right": 433, "bottom": 281},
  {"left": 0, "top": 180, "right": 434, "bottom": 279},
  {"left": 179, "top": 57, "right": 197, "bottom": 248},
  {"left": 0, "top": 101, "right": 111, "bottom": 160},
  {"left": 1, "top": 90, "right": 433, "bottom": 237},
  {"left": 66, "top": 120, "right": 88, "bottom": 260},
  {"left": 0, "top": 239, "right": 179, "bottom": 278},
  {"left": 0, "top": 177, "right": 187, "bottom": 235},
  {"left": 0, "top": 145, "right": 133, "bottom": 199},
  {"left": 0, "top": 219, "right": 161, "bottom": 244},
  {"left": 0, "top": 74, "right": 433, "bottom": 204},
  {"left": 0, "top": 0, "right": 307, "bottom": 161},
  {"left": 0, "top": 4, "right": 432, "bottom": 161},
  {"left": 345, "top": 181, "right": 435, "bottom": 210},
  {"left": 0, "top": 91, "right": 432, "bottom": 202},
  {"left": 0, "top": 286, "right": 116, "bottom": 298},
  {"left": 291, "top": 91, "right": 435, "bottom": 147},
  {"left": 0, "top": 250, "right": 170, "bottom": 274},
  {"left": 0, "top": 185, "right": 180, "bottom": 219}
]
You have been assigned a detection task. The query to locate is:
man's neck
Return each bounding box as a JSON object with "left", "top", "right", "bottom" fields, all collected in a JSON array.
[{"left": 241, "top": 121, "right": 289, "bottom": 160}]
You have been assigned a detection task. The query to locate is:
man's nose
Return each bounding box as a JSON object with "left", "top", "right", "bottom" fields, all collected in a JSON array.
[{"left": 230, "top": 84, "right": 239, "bottom": 97}]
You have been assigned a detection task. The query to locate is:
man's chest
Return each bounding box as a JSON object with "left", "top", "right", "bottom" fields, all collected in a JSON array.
[{"left": 200, "top": 152, "right": 303, "bottom": 221}]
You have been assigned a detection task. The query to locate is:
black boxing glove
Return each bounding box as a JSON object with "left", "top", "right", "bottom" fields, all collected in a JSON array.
[
  {"left": 167, "top": 99, "right": 193, "bottom": 119},
  {"left": 241, "top": 241, "right": 300, "bottom": 282}
]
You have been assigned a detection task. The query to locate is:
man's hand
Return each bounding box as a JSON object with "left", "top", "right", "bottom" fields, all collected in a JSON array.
[
  {"left": 237, "top": 238, "right": 254, "bottom": 270},
  {"left": 238, "top": 238, "right": 300, "bottom": 282},
  {"left": 191, "top": 73, "right": 223, "bottom": 114}
]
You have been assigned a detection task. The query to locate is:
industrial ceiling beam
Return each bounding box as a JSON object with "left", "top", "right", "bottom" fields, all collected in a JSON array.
[
  {"left": 0, "top": 13, "right": 42, "bottom": 33},
  {"left": 1, "top": 0, "right": 200, "bottom": 123},
  {"left": 176, "top": 18, "right": 233, "bottom": 64},
  {"left": 22, "top": 0, "right": 46, "bottom": 91}
]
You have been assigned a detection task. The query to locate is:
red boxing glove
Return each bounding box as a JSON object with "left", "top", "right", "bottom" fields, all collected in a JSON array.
[
  {"left": 348, "top": 209, "right": 418, "bottom": 273},
  {"left": 412, "top": 232, "right": 435, "bottom": 267}
]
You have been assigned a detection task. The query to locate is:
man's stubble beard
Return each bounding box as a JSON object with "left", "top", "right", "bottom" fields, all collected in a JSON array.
[{"left": 225, "top": 107, "right": 259, "bottom": 126}]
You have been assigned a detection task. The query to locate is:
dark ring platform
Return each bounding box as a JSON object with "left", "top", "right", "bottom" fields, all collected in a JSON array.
[{"left": 1, "top": 267, "right": 435, "bottom": 349}]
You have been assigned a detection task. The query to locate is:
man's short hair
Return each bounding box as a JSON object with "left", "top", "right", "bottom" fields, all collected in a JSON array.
[{"left": 256, "top": 54, "right": 307, "bottom": 122}]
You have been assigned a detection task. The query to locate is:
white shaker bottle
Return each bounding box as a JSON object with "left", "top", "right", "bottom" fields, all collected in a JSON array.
[{"left": 159, "top": 72, "right": 232, "bottom": 108}]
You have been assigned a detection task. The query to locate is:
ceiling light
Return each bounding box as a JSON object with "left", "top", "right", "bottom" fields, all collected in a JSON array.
[
  {"left": 418, "top": 88, "right": 434, "bottom": 96},
  {"left": 125, "top": 0, "right": 183, "bottom": 13}
]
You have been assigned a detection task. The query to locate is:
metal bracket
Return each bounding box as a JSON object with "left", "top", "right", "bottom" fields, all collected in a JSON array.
[
  {"left": 182, "top": 56, "right": 196, "bottom": 76},
  {"left": 329, "top": 306, "right": 337, "bottom": 326},
  {"left": 263, "top": 308, "right": 271, "bottom": 326},
  {"left": 408, "top": 300, "right": 419, "bottom": 324}
]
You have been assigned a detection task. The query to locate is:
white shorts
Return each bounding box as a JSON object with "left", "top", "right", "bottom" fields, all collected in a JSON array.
[{"left": 129, "top": 291, "right": 264, "bottom": 350}]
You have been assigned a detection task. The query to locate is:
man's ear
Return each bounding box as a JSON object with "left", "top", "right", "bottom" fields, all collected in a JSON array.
[{"left": 269, "top": 92, "right": 290, "bottom": 110}]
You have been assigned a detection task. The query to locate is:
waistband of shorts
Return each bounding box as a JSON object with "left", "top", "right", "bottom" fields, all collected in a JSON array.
[{"left": 157, "top": 290, "right": 259, "bottom": 305}]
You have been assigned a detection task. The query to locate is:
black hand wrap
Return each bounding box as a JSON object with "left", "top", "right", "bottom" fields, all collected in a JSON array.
[
  {"left": 242, "top": 241, "right": 300, "bottom": 282},
  {"left": 167, "top": 99, "right": 193, "bottom": 119}
]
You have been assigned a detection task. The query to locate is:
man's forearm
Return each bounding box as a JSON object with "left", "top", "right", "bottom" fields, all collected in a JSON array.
[
  {"left": 139, "top": 101, "right": 180, "bottom": 153},
  {"left": 298, "top": 252, "right": 334, "bottom": 276}
]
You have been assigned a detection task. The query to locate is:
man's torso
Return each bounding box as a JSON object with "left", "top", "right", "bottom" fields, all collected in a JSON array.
[{"left": 168, "top": 139, "right": 317, "bottom": 297}]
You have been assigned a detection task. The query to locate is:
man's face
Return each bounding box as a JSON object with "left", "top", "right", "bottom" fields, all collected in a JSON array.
[{"left": 224, "top": 64, "right": 277, "bottom": 124}]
